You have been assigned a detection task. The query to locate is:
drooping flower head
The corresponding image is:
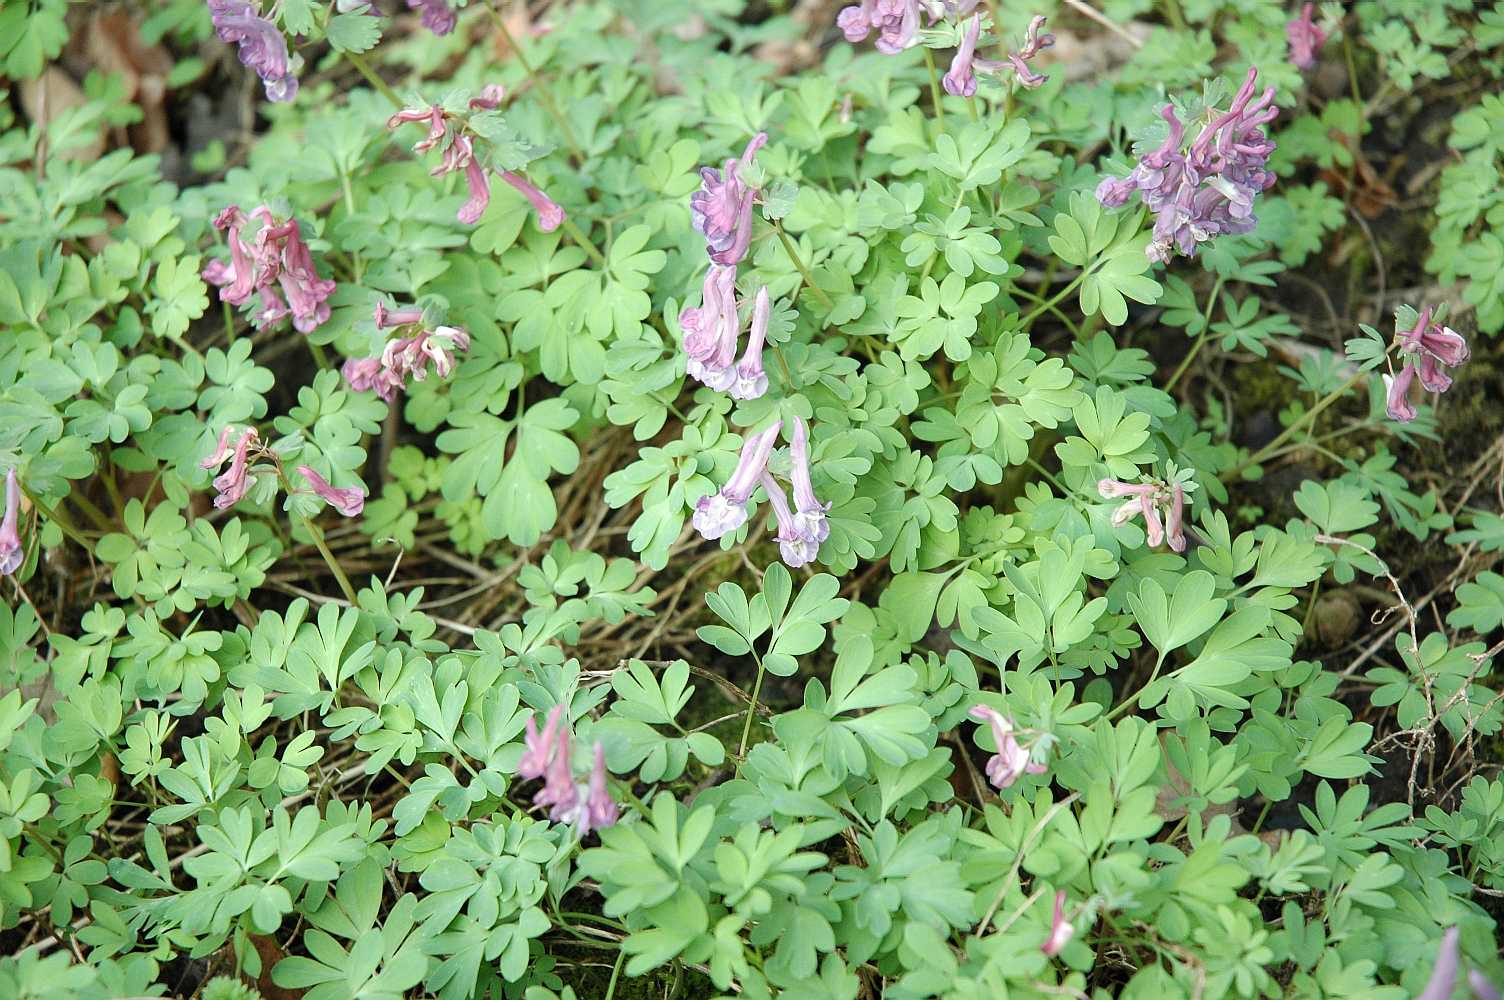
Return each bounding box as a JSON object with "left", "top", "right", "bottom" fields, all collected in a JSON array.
[
  {"left": 1386, "top": 306, "right": 1469, "bottom": 423},
  {"left": 988, "top": 14, "right": 1055, "bottom": 90},
  {"left": 343, "top": 303, "right": 470, "bottom": 401},
  {"left": 296, "top": 465, "right": 366, "bottom": 517},
  {"left": 761, "top": 473, "right": 820, "bottom": 568},
  {"left": 729, "top": 287, "right": 772, "bottom": 401},
  {"left": 581, "top": 744, "right": 620, "bottom": 835},
  {"left": 692, "top": 423, "right": 781, "bottom": 541},
  {"left": 202, "top": 426, "right": 261, "bottom": 510},
  {"left": 389, "top": 101, "right": 511, "bottom": 226},
  {"left": 1286, "top": 3, "right": 1327, "bottom": 70},
  {"left": 498, "top": 170, "right": 565, "bottom": 232},
  {"left": 407, "top": 0, "right": 457, "bottom": 35},
  {"left": 1096, "top": 67, "right": 1278, "bottom": 262},
  {"left": 516, "top": 705, "right": 619, "bottom": 837},
  {"left": 207, "top": 1, "right": 299, "bottom": 102},
  {"left": 1041, "top": 891, "right": 1075, "bottom": 956},
  {"left": 203, "top": 205, "right": 335, "bottom": 334},
  {"left": 968, "top": 704, "right": 1046, "bottom": 790},
  {"left": 1098, "top": 476, "right": 1191, "bottom": 552},
  {"left": 690, "top": 133, "right": 768, "bottom": 266},
  {"left": 519, "top": 705, "right": 568, "bottom": 780},
  {"left": 0, "top": 469, "right": 23, "bottom": 576}
]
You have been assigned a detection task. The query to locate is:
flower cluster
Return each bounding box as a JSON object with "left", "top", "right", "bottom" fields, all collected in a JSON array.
[
  {"left": 1096, "top": 67, "right": 1279, "bottom": 263},
  {"left": 203, "top": 206, "right": 336, "bottom": 334},
  {"left": 682, "top": 274, "right": 772, "bottom": 398},
  {"left": 693, "top": 417, "right": 830, "bottom": 567},
  {"left": 837, "top": 0, "right": 925, "bottom": 54},
  {"left": 944, "top": 14, "right": 1054, "bottom": 97},
  {"left": 691, "top": 133, "right": 768, "bottom": 267},
  {"left": 201, "top": 425, "right": 262, "bottom": 510},
  {"left": 408, "top": 0, "right": 457, "bottom": 35},
  {"left": 1098, "top": 477, "right": 1191, "bottom": 552},
  {"left": 968, "top": 704, "right": 1046, "bottom": 790},
  {"left": 518, "top": 706, "right": 619, "bottom": 837},
  {"left": 1286, "top": 3, "right": 1328, "bottom": 71},
  {"left": 0, "top": 469, "right": 23, "bottom": 577},
  {"left": 207, "top": 1, "right": 298, "bottom": 102},
  {"left": 342, "top": 303, "right": 471, "bottom": 402},
  {"left": 1385, "top": 306, "right": 1470, "bottom": 423},
  {"left": 388, "top": 95, "right": 565, "bottom": 230}
]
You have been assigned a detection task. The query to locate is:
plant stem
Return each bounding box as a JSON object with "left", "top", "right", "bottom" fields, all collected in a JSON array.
[
  {"left": 922, "top": 48, "right": 947, "bottom": 127},
  {"left": 1164, "top": 275, "right": 1225, "bottom": 392},
  {"left": 1019, "top": 271, "right": 1086, "bottom": 328},
  {"left": 1106, "top": 653, "right": 1166, "bottom": 721},
  {"left": 485, "top": 3, "right": 586, "bottom": 160},
  {"left": 561, "top": 214, "right": 606, "bottom": 267},
  {"left": 299, "top": 513, "right": 358, "bottom": 603},
  {"left": 603, "top": 949, "right": 626, "bottom": 1000},
  {"left": 738, "top": 654, "right": 768, "bottom": 759},
  {"left": 308, "top": 339, "right": 331, "bottom": 370},
  {"left": 1229, "top": 367, "right": 1372, "bottom": 477},
  {"left": 343, "top": 50, "right": 403, "bottom": 108},
  {"left": 772, "top": 223, "right": 834, "bottom": 309}
]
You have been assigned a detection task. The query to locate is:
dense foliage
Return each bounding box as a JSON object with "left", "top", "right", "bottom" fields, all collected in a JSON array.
[{"left": 1, "top": 0, "right": 1503, "bottom": 997}]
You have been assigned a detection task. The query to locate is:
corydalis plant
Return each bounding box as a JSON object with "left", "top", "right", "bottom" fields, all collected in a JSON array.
[
  {"left": 407, "top": 0, "right": 458, "bottom": 35},
  {"left": 1096, "top": 67, "right": 1279, "bottom": 262},
  {"left": 968, "top": 704, "right": 1048, "bottom": 790},
  {"left": 694, "top": 418, "right": 831, "bottom": 568},
  {"left": 518, "top": 706, "right": 619, "bottom": 837},
  {"left": 1286, "top": 3, "right": 1328, "bottom": 71},
  {"left": 1385, "top": 305, "right": 1470, "bottom": 423},
  {"left": 943, "top": 13, "right": 1055, "bottom": 97},
  {"left": 681, "top": 274, "right": 773, "bottom": 400},
  {"left": 206, "top": 0, "right": 298, "bottom": 102},
  {"left": 201, "top": 425, "right": 263, "bottom": 510},
  {"left": 342, "top": 302, "right": 470, "bottom": 401},
  {"left": 203, "top": 205, "right": 336, "bottom": 334},
  {"left": 690, "top": 133, "right": 768, "bottom": 266},
  {"left": 1098, "top": 474, "right": 1193, "bottom": 552},
  {"left": 837, "top": 0, "right": 925, "bottom": 54}
]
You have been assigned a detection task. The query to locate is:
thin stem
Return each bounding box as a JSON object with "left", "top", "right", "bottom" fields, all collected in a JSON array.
[
  {"left": 603, "top": 949, "right": 627, "bottom": 1000},
  {"left": 561, "top": 214, "right": 606, "bottom": 267},
  {"left": 1019, "top": 271, "right": 1086, "bottom": 328},
  {"left": 738, "top": 654, "right": 768, "bottom": 759},
  {"left": 222, "top": 300, "right": 237, "bottom": 346},
  {"left": 922, "top": 48, "right": 947, "bottom": 127},
  {"left": 485, "top": 3, "right": 586, "bottom": 159},
  {"left": 1229, "top": 366, "right": 1373, "bottom": 477},
  {"left": 1164, "top": 275, "right": 1225, "bottom": 392},
  {"left": 299, "top": 513, "right": 359, "bottom": 603},
  {"left": 308, "top": 340, "right": 331, "bottom": 370},
  {"left": 1161, "top": 0, "right": 1187, "bottom": 31},
  {"left": 771, "top": 342, "right": 796, "bottom": 389},
  {"left": 343, "top": 50, "right": 403, "bottom": 108},
  {"left": 1106, "top": 653, "right": 1166, "bottom": 721},
  {"left": 772, "top": 223, "right": 834, "bottom": 309}
]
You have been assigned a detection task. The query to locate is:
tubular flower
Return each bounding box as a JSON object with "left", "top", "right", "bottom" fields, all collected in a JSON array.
[
  {"left": 1286, "top": 3, "right": 1327, "bottom": 70},
  {"left": 1041, "top": 891, "right": 1076, "bottom": 956},
  {"left": 206, "top": 1, "right": 298, "bottom": 102},
  {"left": 1096, "top": 67, "right": 1278, "bottom": 262},
  {"left": 1472, "top": 972, "right": 1502, "bottom": 1000},
  {"left": 469, "top": 84, "right": 507, "bottom": 110},
  {"left": 581, "top": 744, "right": 621, "bottom": 835},
  {"left": 1386, "top": 306, "right": 1470, "bottom": 422},
  {"left": 1415, "top": 927, "right": 1504, "bottom": 1000},
  {"left": 519, "top": 705, "right": 567, "bottom": 780},
  {"left": 988, "top": 14, "right": 1055, "bottom": 89},
  {"left": 202, "top": 426, "right": 260, "bottom": 510},
  {"left": 788, "top": 416, "right": 830, "bottom": 546},
  {"left": 516, "top": 706, "right": 619, "bottom": 836},
  {"left": 454, "top": 138, "right": 492, "bottom": 224},
  {"left": 681, "top": 266, "right": 742, "bottom": 392},
  {"left": 407, "top": 0, "right": 457, "bottom": 35},
  {"left": 498, "top": 170, "right": 565, "bottom": 232},
  {"left": 837, "top": 0, "right": 924, "bottom": 54},
  {"left": 692, "top": 424, "right": 781, "bottom": 541},
  {"left": 343, "top": 303, "right": 470, "bottom": 401},
  {"left": 690, "top": 133, "right": 768, "bottom": 265},
  {"left": 296, "top": 465, "right": 366, "bottom": 517},
  {"left": 203, "top": 206, "right": 335, "bottom": 334},
  {"left": 1098, "top": 478, "right": 1190, "bottom": 552},
  {"left": 389, "top": 102, "right": 513, "bottom": 226},
  {"left": 761, "top": 473, "right": 821, "bottom": 568},
  {"left": 943, "top": 15, "right": 982, "bottom": 97},
  {"left": 730, "top": 287, "right": 772, "bottom": 401},
  {"left": 968, "top": 704, "right": 1045, "bottom": 790},
  {"left": 0, "top": 469, "right": 23, "bottom": 576}
]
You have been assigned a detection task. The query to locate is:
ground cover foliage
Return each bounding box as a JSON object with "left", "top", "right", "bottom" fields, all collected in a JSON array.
[{"left": 1, "top": 0, "right": 1504, "bottom": 997}]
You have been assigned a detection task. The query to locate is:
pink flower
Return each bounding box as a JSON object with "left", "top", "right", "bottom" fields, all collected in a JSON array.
[
  {"left": 1286, "top": 3, "right": 1327, "bottom": 71},
  {"left": 497, "top": 171, "right": 565, "bottom": 232},
  {"left": 407, "top": 0, "right": 457, "bottom": 35},
  {"left": 203, "top": 426, "right": 260, "bottom": 510},
  {"left": 969, "top": 704, "right": 1045, "bottom": 790},
  {"left": 690, "top": 133, "right": 768, "bottom": 266},
  {"left": 789, "top": 416, "right": 830, "bottom": 545},
  {"left": 344, "top": 304, "right": 470, "bottom": 401},
  {"left": 533, "top": 724, "right": 579, "bottom": 819},
  {"left": 581, "top": 744, "right": 620, "bottom": 836},
  {"left": 729, "top": 287, "right": 771, "bottom": 401},
  {"left": 762, "top": 472, "right": 821, "bottom": 568},
  {"left": 296, "top": 465, "right": 366, "bottom": 517},
  {"left": 1165, "top": 483, "right": 1186, "bottom": 554},
  {"left": 204, "top": 205, "right": 334, "bottom": 334},
  {"left": 388, "top": 105, "right": 449, "bottom": 154},
  {"left": 682, "top": 266, "right": 742, "bottom": 392},
  {"left": 457, "top": 139, "right": 492, "bottom": 224},
  {"left": 839, "top": 0, "right": 923, "bottom": 54},
  {"left": 0, "top": 469, "right": 22, "bottom": 576},
  {"left": 943, "top": 15, "right": 982, "bottom": 98},
  {"left": 469, "top": 84, "right": 506, "bottom": 110},
  {"left": 517, "top": 706, "right": 619, "bottom": 837},
  {"left": 1098, "top": 478, "right": 1190, "bottom": 552},
  {"left": 693, "top": 424, "right": 781, "bottom": 540},
  {"left": 1384, "top": 364, "right": 1419, "bottom": 423},
  {"left": 1041, "top": 890, "right": 1075, "bottom": 956},
  {"left": 519, "top": 704, "right": 567, "bottom": 780}
]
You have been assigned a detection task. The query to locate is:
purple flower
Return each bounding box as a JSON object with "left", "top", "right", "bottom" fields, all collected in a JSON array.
[
  {"left": 1164, "top": 483, "right": 1186, "bottom": 554},
  {"left": 681, "top": 265, "right": 741, "bottom": 392},
  {"left": 407, "top": 0, "right": 457, "bottom": 35},
  {"left": 690, "top": 133, "right": 768, "bottom": 266},
  {"left": 788, "top": 416, "right": 830, "bottom": 545},
  {"left": 1098, "top": 477, "right": 1188, "bottom": 552},
  {"left": 388, "top": 105, "right": 449, "bottom": 153},
  {"left": 519, "top": 705, "right": 567, "bottom": 780},
  {"left": 1420, "top": 928, "right": 1462, "bottom": 1000},
  {"left": 1472, "top": 971, "right": 1502, "bottom": 1000},
  {"left": 533, "top": 724, "right": 579, "bottom": 820},
  {"left": 943, "top": 15, "right": 982, "bottom": 97},
  {"left": 836, "top": 1, "right": 875, "bottom": 42},
  {"left": 343, "top": 304, "right": 470, "bottom": 401},
  {"left": 204, "top": 205, "right": 334, "bottom": 334},
  {"left": 296, "top": 465, "right": 366, "bottom": 517},
  {"left": 1384, "top": 365, "right": 1419, "bottom": 423},
  {"left": 0, "top": 469, "right": 22, "bottom": 576},
  {"left": 836, "top": 0, "right": 923, "bottom": 54},
  {"left": 456, "top": 138, "right": 492, "bottom": 224},
  {"left": 498, "top": 170, "right": 565, "bottom": 232},
  {"left": 1041, "top": 891, "right": 1075, "bottom": 956},
  {"left": 762, "top": 473, "right": 821, "bottom": 568},
  {"left": 206, "top": 1, "right": 298, "bottom": 102},
  {"left": 581, "top": 744, "right": 620, "bottom": 836},
  {"left": 469, "top": 84, "right": 507, "bottom": 110},
  {"left": 203, "top": 426, "right": 259, "bottom": 510},
  {"left": 992, "top": 15, "right": 1055, "bottom": 89},
  {"left": 969, "top": 704, "right": 1045, "bottom": 790},
  {"left": 693, "top": 424, "right": 781, "bottom": 541},
  {"left": 264, "top": 214, "right": 336, "bottom": 333},
  {"left": 1096, "top": 67, "right": 1278, "bottom": 262},
  {"left": 730, "top": 287, "right": 771, "bottom": 401},
  {"left": 1386, "top": 306, "right": 1469, "bottom": 422},
  {"left": 1286, "top": 3, "right": 1327, "bottom": 71}
]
